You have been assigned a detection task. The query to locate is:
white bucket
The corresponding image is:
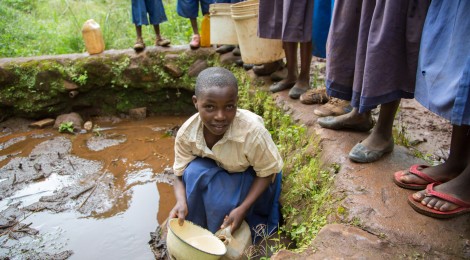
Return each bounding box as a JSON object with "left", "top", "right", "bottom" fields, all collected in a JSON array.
[
  {"left": 231, "top": 1, "right": 284, "bottom": 64},
  {"left": 210, "top": 3, "right": 238, "bottom": 45}
]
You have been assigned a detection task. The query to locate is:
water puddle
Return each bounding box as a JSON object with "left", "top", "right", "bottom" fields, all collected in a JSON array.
[{"left": 0, "top": 116, "right": 185, "bottom": 258}]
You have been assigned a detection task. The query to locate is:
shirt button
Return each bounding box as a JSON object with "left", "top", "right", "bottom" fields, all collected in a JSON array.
[{"left": 422, "top": 71, "right": 426, "bottom": 76}]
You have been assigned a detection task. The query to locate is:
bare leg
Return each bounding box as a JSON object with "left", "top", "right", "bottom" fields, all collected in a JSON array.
[
  {"left": 135, "top": 25, "right": 143, "bottom": 42},
  {"left": 190, "top": 18, "right": 198, "bottom": 35},
  {"left": 269, "top": 42, "right": 297, "bottom": 92},
  {"left": 360, "top": 100, "right": 399, "bottom": 151},
  {"left": 294, "top": 41, "right": 313, "bottom": 91},
  {"left": 283, "top": 42, "right": 298, "bottom": 83},
  {"left": 153, "top": 24, "right": 161, "bottom": 39},
  {"left": 399, "top": 124, "right": 469, "bottom": 185},
  {"left": 411, "top": 124, "right": 470, "bottom": 212}
]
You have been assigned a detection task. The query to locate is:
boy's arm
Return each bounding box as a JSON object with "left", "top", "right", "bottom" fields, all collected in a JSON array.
[
  {"left": 221, "top": 175, "right": 272, "bottom": 232},
  {"left": 168, "top": 176, "right": 188, "bottom": 226}
]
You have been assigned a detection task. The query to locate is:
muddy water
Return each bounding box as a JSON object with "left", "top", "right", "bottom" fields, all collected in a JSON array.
[{"left": 0, "top": 116, "right": 185, "bottom": 259}]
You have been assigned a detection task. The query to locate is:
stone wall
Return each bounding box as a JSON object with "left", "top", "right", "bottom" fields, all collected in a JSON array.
[{"left": 0, "top": 46, "right": 216, "bottom": 119}]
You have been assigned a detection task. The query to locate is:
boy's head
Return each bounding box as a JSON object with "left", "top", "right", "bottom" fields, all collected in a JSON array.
[{"left": 193, "top": 67, "right": 239, "bottom": 139}]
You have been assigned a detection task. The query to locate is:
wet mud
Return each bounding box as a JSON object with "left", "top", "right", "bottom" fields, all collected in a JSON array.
[{"left": 0, "top": 116, "right": 185, "bottom": 259}]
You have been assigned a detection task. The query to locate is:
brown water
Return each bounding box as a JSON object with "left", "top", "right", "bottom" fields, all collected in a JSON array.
[{"left": 0, "top": 116, "right": 184, "bottom": 259}]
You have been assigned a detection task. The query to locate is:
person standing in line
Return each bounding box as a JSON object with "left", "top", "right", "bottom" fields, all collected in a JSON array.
[
  {"left": 394, "top": 0, "right": 470, "bottom": 219},
  {"left": 132, "top": 0, "right": 171, "bottom": 51},
  {"left": 258, "top": 0, "right": 315, "bottom": 100},
  {"left": 316, "top": 0, "right": 429, "bottom": 163}
]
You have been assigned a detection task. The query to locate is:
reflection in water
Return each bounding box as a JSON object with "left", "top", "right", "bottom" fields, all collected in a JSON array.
[{"left": 0, "top": 116, "right": 186, "bottom": 258}]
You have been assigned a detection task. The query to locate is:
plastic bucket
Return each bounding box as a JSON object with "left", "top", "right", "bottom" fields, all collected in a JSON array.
[
  {"left": 231, "top": 1, "right": 284, "bottom": 64},
  {"left": 210, "top": 3, "right": 238, "bottom": 45}
]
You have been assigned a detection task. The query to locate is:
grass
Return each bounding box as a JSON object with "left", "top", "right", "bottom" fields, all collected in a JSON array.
[
  {"left": 233, "top": 67, "right": 335, "bottom": 252},
  {"left": 0, "top": 0, "right": 195, "bottom": 58}
]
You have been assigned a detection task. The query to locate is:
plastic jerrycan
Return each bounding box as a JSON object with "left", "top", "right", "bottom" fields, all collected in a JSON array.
[
  {"left": 200, "top": 14, "right": 211, "bottom": 47},
  {"left": 216, "top": 221, "right": 252, "bottom": 260},
  {"left": 81, "top": 19, "right": 105, "bottom": 55}
]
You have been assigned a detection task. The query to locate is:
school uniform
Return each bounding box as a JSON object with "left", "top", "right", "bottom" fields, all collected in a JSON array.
[
  {"left": 132, "top": 0, "right": 168, "bottom": 25},
  {"left": 173, "top": 109, "right": 283, "bottom": 238},
  {"left": 325, "top": 0, "right": 429, "bottom": 113},
  {"left": 415, "top": 0, "right": 470, "bottom": 126}
]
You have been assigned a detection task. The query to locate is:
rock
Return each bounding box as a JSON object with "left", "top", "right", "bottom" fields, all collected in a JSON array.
[
  {"left": 164, "top": 63, "right": 183, "bottom": 78},
  {"left": 188, "top": 59, "right": 208, "bottom": 77},
  {"left": 83, "top": 121, "right": 93, "bottom": 131},
  {"left": 164, "top": 54, "right": 180, "bottom": 62},
  {"left": 54, "top": 112, "right": 84, "bottom": 130},
  {"left": 63, "top": 80, "right": 79, "bottom": 90},
  {"left": 219, "top": 52, "right": 241, "bottom": 66},
  {"left": 29, "top": 118, "right": 55, "bottom": 128},
  {"left": 129, "top": 107, "right": 147, "bottom": 120}
]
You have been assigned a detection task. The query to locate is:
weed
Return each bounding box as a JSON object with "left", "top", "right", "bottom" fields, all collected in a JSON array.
[{"left": 58, "top": 121, "right": 74, "bottom": 134}]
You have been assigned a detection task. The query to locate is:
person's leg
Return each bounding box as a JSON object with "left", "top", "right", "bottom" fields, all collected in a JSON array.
[
  {"left": 269, "top": 42, "right": 298, "bottom": 93},
  {"left": 153, "top": 24, "right": 171, "bottom": 46},
  {"left": 289, "top": 41, "right": 313, "bottom": 99},
  {"left": 189, "top": 18, "right": 200, "bottom": 49},
  {"left": 134, "top": 25, "right": 146, "bottom": 50},
  {"left": 399, "top": 124, "right": 470, "bottom": 186},
  {"left": 410, "top": 124, "right": 470, "bottom": 213}
]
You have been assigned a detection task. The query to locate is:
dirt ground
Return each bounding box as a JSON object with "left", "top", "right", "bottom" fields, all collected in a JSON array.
[{"left": 252, "top": 59, "right": 468, "bottom": 259}]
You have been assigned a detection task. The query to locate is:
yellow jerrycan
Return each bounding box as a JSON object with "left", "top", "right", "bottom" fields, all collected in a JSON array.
[
  {"left": 200, "top": 14, "right": 211, "bottom": 47},
  {"left": 81, "top": 19, "right": 105, "bottom": 55},
  {"left": 216, "top": 221, "right": 252, "bottom": 260}
]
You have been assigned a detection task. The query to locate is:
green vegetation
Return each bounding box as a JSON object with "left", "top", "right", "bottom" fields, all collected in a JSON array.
[
  {"left": 0, "top": 0, "right": 195, "bottom": 58},
  {"left": 234, "top": 68, "right": 335, "bottom": 251},
  {"left": 58, "top": 121, "right": 74, "bottom": 133}
]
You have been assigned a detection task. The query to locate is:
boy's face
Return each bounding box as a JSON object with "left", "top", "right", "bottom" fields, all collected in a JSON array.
[{"left": 192, "top": 85, "right": 238, "bottom": 138}]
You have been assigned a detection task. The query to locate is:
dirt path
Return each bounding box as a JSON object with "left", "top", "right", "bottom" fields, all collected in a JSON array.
[{"left": 250, "top": 64, "right": 469, "bottom": 258}]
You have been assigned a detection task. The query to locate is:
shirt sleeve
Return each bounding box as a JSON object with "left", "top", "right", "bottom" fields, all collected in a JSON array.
[
  {"left": 173, "top": 133, "right": 196, "bottom": 176},
  {"left": 245, "top": 128, "right": 283, "bottom": 178}
]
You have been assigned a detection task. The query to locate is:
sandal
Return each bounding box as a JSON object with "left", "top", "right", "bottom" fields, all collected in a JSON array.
[
  {"left": 156, "top": 37, "right": 171, "bottom": 47},
  {"left": 133, "top": 38, "right": 145, "bottom": 51},
  {"left": 190, "top": 34, "right": 200, "bottom": 49}
]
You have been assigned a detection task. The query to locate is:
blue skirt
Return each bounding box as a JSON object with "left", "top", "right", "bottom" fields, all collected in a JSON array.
[
  {"left": 132, "top": 0, "right": 167, "bottom": 26},
  {"left": 182, "top": 157, "right": 282, "bottom": 241},
  {"left": 311, "top": 0, "right": 334, "bottom": 58},
  {"left": 414, "top": 0, "right": 470, "bottom": 126}
]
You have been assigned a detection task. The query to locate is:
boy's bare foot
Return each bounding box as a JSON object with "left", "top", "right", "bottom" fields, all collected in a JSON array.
[
  {"left": 409, "top": 172, "right": 470, "bottom": 218},
  {"left": 396, "top": 162, "right": 463, "bottom": 188}
]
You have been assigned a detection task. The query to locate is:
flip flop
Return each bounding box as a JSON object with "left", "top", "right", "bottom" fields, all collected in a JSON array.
[
  {"left": 393, "top": 164, "right": 442, "bottom": 190},
  {"left": 408, "top": 183, "right": 470, "bottom": 219}
]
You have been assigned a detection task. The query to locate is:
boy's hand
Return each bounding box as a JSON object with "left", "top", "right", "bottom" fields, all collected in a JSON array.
[
  {"left": 220, "top": 206, "right": 247, "bottom": 233},
  {"left": 169, "top": 201, "right": 188, "bottom": 226}
]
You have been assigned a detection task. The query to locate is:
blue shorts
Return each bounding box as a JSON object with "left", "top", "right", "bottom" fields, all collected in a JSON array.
[
  {"left": 182, "top": 157, "right": 282, "bottom": 241},
  {"left": 132, "top": 0, "right": 168, "bottom": 25},
  {"left": 177, "top": 0, "right": 215, "bottom": 18}
]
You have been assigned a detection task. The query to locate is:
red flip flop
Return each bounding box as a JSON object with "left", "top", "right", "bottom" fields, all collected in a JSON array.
[
  {"left": 408, "top": 183, "right": 470, "bottom": 219},
  {"left": 393, "top": 164, "right": 442, "bottom": 190}
]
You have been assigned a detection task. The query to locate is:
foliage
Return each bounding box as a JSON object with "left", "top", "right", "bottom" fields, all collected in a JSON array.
[
  {"left": 58, "top": 121, "right": 74, "bottom": 133},
  {"left": 233, "top": 67, "right": 335, "bottom": 252},
  {"left": 0, "top": 0, "right": 195, "bottom": 58}
]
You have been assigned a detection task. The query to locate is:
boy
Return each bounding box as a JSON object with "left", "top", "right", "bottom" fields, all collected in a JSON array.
[
  {"left": 132, "top": 0, "right": 171, "bottom": 51},
  {"left": 169, "top": 67, "right": 283, "bottom": 238}
]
